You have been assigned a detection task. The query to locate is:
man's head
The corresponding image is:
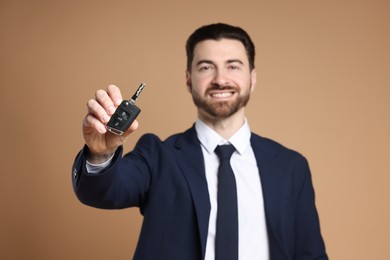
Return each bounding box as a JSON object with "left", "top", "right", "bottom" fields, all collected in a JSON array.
[
  {"left": 185, "top": 23, "right": 257, "bottom": 121},
  {"left": 186, "top": 23, "right": 255, "bottom": 72}
]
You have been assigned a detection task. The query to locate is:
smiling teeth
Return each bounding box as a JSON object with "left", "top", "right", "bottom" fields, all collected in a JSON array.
[{"left": 212, "top": 92, "right": 232, "bottom": 98}]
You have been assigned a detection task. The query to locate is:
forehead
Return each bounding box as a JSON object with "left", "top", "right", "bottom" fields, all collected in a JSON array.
[{"left": 192, "top": 39, "right": 248, "bottom": 62}]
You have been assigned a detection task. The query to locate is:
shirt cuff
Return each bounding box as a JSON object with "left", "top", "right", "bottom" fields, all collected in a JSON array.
[{"left": 85, "top": 153, "right": 115, "bottom": 174}]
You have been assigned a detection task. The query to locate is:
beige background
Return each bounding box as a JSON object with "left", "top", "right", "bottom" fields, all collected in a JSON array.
[{"left": 1, "top": 0, "right": 389, "bottom": 259}]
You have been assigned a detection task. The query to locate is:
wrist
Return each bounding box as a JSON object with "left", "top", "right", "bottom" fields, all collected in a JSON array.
[{"left": 85, "top": 146, "right": 116, "bottom": 164}]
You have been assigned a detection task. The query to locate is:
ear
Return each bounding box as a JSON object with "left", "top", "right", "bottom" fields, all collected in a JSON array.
[
  {"left": 186, "top": 70, "right": 192, "bottom": 92},
  {"left": 250, "top": 69, "right": 257, "bottom": 92}
]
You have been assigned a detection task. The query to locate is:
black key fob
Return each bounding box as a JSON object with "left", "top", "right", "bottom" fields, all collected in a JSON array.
[
  {"left": 106, "top": 83, "right": 146, "bottom": 135},
  {"left": 106, "top": 101, "right": 140, "bottom": 135}
]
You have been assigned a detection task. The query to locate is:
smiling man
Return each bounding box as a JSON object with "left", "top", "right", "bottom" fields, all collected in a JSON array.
[
  {"left": 72, "top": 23, "right": 328, "bottom": 260},
  {"left": 188, "top": 39, "right": 255, "bottom": 123}
]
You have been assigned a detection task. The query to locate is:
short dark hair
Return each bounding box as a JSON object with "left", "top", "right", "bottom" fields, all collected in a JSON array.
[{"left": 186, "top": 23, "right": 255, "bottom": 71}]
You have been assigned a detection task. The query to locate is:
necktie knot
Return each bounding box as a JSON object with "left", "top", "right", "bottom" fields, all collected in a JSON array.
[{"left": 215, "top": 144, "right": 235, "bottom": 160}]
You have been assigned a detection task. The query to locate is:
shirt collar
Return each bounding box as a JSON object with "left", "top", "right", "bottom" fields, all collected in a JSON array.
[{"left": 195, "top": 118, "right": 252, "bottom": 155}]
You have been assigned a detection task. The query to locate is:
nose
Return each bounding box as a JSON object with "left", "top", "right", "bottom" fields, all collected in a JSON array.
[{"left": 211, "top": 69, "right": 230, "bottom": 87}]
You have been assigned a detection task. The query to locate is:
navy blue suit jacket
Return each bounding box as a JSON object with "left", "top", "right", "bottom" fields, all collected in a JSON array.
[{"left": 72, "top": 126, "right": 328, "bottom": 260}]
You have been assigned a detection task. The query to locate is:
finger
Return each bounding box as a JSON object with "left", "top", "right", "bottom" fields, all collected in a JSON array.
[
  {"left": 121, "top": 119, "right": 139, "bottom": 139},
  {"left": 95, "top": 89, "right": 116, "bottom": 116},
  {"left": 87, "top": 98, "right": 111, "bottom": 124},
  {"left": 83, "top": 114, "right": 107, "bottom": 134},
  {"left": 107, "top": 84, "right": 123, "bottom": 107}
]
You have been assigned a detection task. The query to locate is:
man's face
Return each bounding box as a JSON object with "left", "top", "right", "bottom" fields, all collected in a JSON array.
[{"left": 186, "top": 39, "right": 256, "bottom": 119}]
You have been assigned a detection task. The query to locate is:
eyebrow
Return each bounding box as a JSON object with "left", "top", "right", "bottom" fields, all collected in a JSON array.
[
  {"left": 226, "top": 59, "right": 244, "bottom": 65},
  {"left": 196, "top": 59, "right": 244, "bottom": 66},
  {"left": 196, "top": 60, "right": 214, "bottom": 66}
]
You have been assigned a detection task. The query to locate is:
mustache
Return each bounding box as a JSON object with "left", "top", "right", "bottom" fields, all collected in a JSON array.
[{"left": 206, "top": 84, "right": 239, "bottom": 93}]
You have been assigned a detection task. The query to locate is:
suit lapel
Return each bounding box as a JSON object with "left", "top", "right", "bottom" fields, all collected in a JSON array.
[{"left": 173, "top": 126, "right": 210, "bottom": 259}]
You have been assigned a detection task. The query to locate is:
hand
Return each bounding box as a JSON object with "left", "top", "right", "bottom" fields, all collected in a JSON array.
[{"left": 82, "top": 84, "right": 139, "bottom": 163}]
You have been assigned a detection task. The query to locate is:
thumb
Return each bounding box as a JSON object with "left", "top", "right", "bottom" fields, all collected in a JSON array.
[{"left": 121, "top": 119, "right": 139, "bottom": 139}]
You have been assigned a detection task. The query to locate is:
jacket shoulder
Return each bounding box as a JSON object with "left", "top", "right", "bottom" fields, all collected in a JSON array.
[{"left": 250, "top": 133, "right": 307, "bottom": 162}]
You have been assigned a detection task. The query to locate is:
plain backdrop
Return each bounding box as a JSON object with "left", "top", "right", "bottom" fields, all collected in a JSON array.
[{"left": 1, "top": 0, "right": 389, "bottom": 259}]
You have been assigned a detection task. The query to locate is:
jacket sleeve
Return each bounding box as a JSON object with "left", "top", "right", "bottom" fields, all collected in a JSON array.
[
  {"left": 71, "top": 135, "right": 156, "bottom": 210},
  {"left": 294, "top": 157, "right": 328, "bottom": 260}
]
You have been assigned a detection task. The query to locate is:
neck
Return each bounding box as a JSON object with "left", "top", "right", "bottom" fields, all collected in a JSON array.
[{"left": 198, "top": 109, "right": 246, "bottom": 140}]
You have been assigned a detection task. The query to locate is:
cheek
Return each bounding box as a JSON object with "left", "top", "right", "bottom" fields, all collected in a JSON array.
[
  {"left": 190, "top": 75, "right": 208, "bottom": 90},
  {"left": 235, "top": 73, "right": 253, "bottom": 87},
  {"left": 192, "top": 73, "right": 209, "bottom": 83}
]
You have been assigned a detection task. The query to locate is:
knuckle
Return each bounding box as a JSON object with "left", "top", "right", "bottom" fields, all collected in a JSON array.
[
  {"left": 83, "top": 115, "right": 93, "bottom": 128},
  {"left": 86, "top": 114, "right": 95, "bottom": 123},
  {"left": 87, "top": 99, "right": 95, "bottom": 107},
  {"left": 95, "top": 89, "right": 107, "bottom": 99},
  {"left": 107, "top": 84, "right": 118, "bottom": 92},
  {"left": 108, "top": 85, "right": 121, "bottom": 97}
]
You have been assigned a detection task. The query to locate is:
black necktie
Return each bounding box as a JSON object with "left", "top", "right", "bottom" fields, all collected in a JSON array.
[{"left": 215, "top": 144, "right": 238, "bottom": 260}]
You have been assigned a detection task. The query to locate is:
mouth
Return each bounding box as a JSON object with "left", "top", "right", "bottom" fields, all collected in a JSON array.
[
  {"left": 211, "top": 92, "right": 234, "bottom": 98},
  {"left": 208, "top": 89, "right": 236, "bottom": 99}
]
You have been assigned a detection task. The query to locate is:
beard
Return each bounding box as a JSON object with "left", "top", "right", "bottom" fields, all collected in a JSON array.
[{"left": 191, "top": 84, "right": 251, "bottom": 119}]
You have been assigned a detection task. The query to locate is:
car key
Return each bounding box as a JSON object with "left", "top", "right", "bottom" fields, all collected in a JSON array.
[{"left": 106, "top": 83, "right": 146, "bottom": 135}]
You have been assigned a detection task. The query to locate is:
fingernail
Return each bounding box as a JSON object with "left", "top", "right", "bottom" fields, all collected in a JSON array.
[
  {"left": 108, "top": 107, "right": 116, "bottom": 115},
  {"left": 114, "top": 98, "right": 122, "bottom": 106},
  {"left": 99, "top": 125, "right": 107, "bottom": 133},
  {"left": 103, "top": 115, "right": 110, "bottom": 123}
]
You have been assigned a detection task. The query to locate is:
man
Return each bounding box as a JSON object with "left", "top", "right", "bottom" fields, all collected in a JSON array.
[{"left": 72, "top": 23, "right": 328, "bottom": 260}]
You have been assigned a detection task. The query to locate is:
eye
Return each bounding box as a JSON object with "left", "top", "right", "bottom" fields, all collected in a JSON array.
[
  {"left": 228, "top": 64, "right": 240, "bottom": 70},
  {"left": 198, "top": 65, "right": 213, "bottom": 71}
]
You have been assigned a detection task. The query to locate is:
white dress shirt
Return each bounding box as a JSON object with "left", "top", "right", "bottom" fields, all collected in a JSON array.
[{"left": 195, "top": 119, "right": 269, "bottom": 260}]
